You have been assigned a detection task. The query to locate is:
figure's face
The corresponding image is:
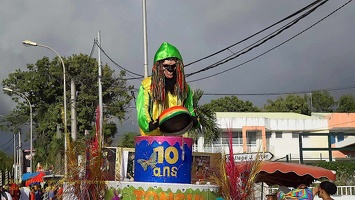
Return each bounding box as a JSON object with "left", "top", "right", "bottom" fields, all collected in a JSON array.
[{"left": 162, "top": 59, "right": 176, "bottom": 79}]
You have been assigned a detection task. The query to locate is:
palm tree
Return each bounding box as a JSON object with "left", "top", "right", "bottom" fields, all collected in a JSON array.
[{"left": 188, "top": 89, "right": 221, "bottom": 145}]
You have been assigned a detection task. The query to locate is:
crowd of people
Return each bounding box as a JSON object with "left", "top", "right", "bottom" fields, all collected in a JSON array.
[{"left": 0, "top": 179, "right": 62, "bottom": 200}]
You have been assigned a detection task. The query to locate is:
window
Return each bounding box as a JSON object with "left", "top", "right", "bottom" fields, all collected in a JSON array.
[
  {"left": 232, "top": 132, "right": 243, "bottom": 145},
  {"left": 330, "top": 132, "right": 345, "bottom": 144},
  {"left": 292, "top": 132, "right": 299, "bottom": 138},
  {"left": 220, "top": 131, "right": 243, "bottom": 145},
  {"left": 218, "top": 131, "right": 258, "bottom": 146},
  {"left": 247, "top": 132, "right": 256, "bottom": 145},
  {"left": 221, "top": 132, "right": 229, "bottom": 145},
  {"left": 275, "top": 131, "right": 283, "bottom": 138},
  {"left": 338, "top": 133, "right": 344, "bottom": 142},
  {"left": 330, "top": 135, "right": 336, "bottom": 144},
  {"left": 266, "top": 132, "right": 272, "bottom": 138}
]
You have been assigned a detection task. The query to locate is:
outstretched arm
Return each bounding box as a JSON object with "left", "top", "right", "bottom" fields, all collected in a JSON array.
[{"left": 136, "top": 83, "right": 151, "bottom": 133}]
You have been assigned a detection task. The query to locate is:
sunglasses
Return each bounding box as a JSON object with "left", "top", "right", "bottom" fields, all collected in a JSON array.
[{"left": 162, "top": 64, "right": 177, "bottom": 71}]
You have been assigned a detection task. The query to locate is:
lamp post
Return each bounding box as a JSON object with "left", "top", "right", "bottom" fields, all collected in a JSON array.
[
  {"left": 3, "top": 88, "right": 33, "bottom": 173},
  {"left": 22, "top": 40, "right": 68, "bottom": 178}
]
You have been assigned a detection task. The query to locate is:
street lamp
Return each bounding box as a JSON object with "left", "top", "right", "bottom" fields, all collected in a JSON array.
[
  {"left": 3, "top": 88, "right": 33, "bottom": 173},
  {"left": 22, "top": 40, "right": 68, "bottom": 178}
]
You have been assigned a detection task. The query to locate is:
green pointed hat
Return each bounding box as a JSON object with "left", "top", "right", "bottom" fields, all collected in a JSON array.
[{"left": 153, "top": 42, "right": 183, "bottom": 63}]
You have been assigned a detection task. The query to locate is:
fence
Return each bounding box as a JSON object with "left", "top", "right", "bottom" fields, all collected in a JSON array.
[
  {"left": 267, "top": 185, "right": 355, "bottom": 196},
  {"left": 336, "top": 186, "right": 355, "bottom": 195}
]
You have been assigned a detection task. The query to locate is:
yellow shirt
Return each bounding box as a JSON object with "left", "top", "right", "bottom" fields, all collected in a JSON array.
[{"left": 136, "top": 77, "right": 195, "bottom": 136}]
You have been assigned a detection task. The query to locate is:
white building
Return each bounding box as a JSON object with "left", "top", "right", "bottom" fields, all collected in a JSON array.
[{"left": 198, "top": 112, "right": 355, "bottom": 162}]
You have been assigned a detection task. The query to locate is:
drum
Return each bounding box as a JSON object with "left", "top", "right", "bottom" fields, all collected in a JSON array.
[
  {"left": 134, "top": 136, "right": 193, "bottom": 183},
  {"left": 158, "top": 106, "right": 193, "bottom": 136}
]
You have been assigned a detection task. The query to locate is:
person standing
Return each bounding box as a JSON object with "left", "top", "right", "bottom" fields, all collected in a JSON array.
[
  {"left": 0, "top": 185, "right": 12, "bottom": 200},
  {"left": 19, "top": 186, "right": 29, "bottom": 200},
  {"left": 48, "top": 185, "right": 57, "bottom": 200},
  {"left": 277, "top": 181, "right": 337, "bottom": 200},
  {"left": 316, "top": 181, "right": 337, "bottom": 200},
  {"left": 7, "top": 179, "right": 20, "bottom": 200},
  {"left": 56, "top": 184, "right": 63, "bottom": 200},
  {"left": 136, "top": 42, "right": 199, "bottom": 136},
  {"left": 33, "top": 185, "right": 42, "bottom": 200},
  {"left": 29, "top": 187, "right": 35, "bottom": 200},
  {"left": 277, "top": 183, "right": 316, "bottom": 200}
]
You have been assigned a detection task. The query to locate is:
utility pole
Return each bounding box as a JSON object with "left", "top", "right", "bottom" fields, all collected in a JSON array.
[
  {"left": 18, "top": 131, "right": 22, "bottom": 182},
  {"left": 13, "top": 133, "right": 16, "bottom": 182},
  {"left": 71, "top": 79, "right": 77, "bottom": 141},
  {"left": 309, "top": 92, "right": 313, "bottom": 113},
  {"left": 142, "top": 0, "right": 148, "bottom": 78},
  {"left": 97, "top": 30, "right": 104, "bottom": 147}
]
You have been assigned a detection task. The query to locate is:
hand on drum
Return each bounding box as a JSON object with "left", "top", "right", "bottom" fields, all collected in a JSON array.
[
  {"left": 149, "top": 119, "right": 159, "bottom": 131},
  {"left": 192, "top": 116, "right": 198, "bottom": 127}
]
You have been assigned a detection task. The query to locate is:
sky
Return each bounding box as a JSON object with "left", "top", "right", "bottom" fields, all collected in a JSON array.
[{"left": 0, "top": 0, "right": 355, "bottom": 153}]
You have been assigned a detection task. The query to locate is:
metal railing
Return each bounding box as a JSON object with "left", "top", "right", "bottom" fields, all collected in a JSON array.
[
  {"left": 267, "top": 186, "right": 355, "bottom": 196},
  {"left": 336, "top": 186, "right": 355, "bottom": 195},
  {"left": 192, "top": 143, "right": 270, "bottom": 154}
]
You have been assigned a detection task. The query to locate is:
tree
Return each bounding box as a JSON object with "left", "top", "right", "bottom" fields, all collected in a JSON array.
[
  {"left": 263, "top": 94, "right": 310, "bottom": 115},
  {"left": 0, "top": 151, "right": 12, "bottom": 172},
  {"left": 310, "top": 90, "right": 335, "bottom": 112},
  {"left": 117, "top": 132, "right": 139, "bottom": 148},
  {"left": 203, "top": 96, "right": 260, "bottom": 112},
  {"left": 188, "top": 89, "right": 221, "bottom": 144},
  {"left": 2, "top": 54, "right": 133, "bottom": 167},
  {"left": 315, "top": 161, "right": 355, "bottom": 185},
  {"left": 337, "top": 94, "right": 355, "bottom": 112},
  {"left": 0, "top": 114, "right": 22, "bottom": 138}
]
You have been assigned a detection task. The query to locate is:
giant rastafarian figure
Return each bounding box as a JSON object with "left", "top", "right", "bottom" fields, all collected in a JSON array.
[{"left": 136, "top": 42, "right": 198, "bottom": 136}]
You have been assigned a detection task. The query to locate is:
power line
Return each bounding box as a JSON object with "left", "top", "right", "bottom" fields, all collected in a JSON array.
[
  {"left": 88, "top": 39, "right": 96, "bottom": 59},
  {"left": 85, "top": 39, "right": 142, "bottom": 81},
  {"left": 0, "top": 137, "right": 13, "bottom": 148},
  {"left": 186, "top": 0, "right": 329, "bottom": 78},
  {"left": 94, "top": 40, "right": 144, "bottom": 79},
  {"left": 184, "top": 0, "right": 327, "bottom": 67},
  {"left": 85, "top": 1, "right": 326, "bottom": 81},
  {"left": 0, "top": 137, "right": 13, "bottom": 152},
  {"left": 2, "top": 143, "right": 13, "bottom": 152},
  {"left": 187, "top": 0, "right": 352, "bottom": 83}
]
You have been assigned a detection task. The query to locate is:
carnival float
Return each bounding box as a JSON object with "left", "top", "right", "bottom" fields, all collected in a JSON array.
[
  {"left": 62, "top": 42, "right": 336, "bottom": 200},
  {"left": 60, "top": 42, "right": 285, "bottom": 200},
  {"left": 104, "top": 42, "right": 222, "bottom": 199}
]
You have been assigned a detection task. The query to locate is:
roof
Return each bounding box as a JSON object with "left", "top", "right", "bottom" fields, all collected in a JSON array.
[
  {"left": 215, "top": 112, "right": 322, "bottom": 120},
  {"left": 311, "top": 112, "right": 332, "bottom": 117}
]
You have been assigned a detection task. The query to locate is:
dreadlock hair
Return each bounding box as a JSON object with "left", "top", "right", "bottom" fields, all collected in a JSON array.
[{"left": 150, "top": 58, "right": 188, "bottom": 104}]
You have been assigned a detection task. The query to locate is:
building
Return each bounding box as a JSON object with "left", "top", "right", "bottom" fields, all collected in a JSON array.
[{"left": 198, "top": 112, "right": 355, "bottom": 162}]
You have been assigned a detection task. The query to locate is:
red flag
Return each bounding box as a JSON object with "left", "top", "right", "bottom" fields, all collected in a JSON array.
[{"left": 92, "top": 106, "right": 100, "bottom": 157}]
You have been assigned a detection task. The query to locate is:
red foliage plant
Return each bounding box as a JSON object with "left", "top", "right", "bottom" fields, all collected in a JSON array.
[{"left": 211, "top": 128, "right": 262, "bottom": 200}]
